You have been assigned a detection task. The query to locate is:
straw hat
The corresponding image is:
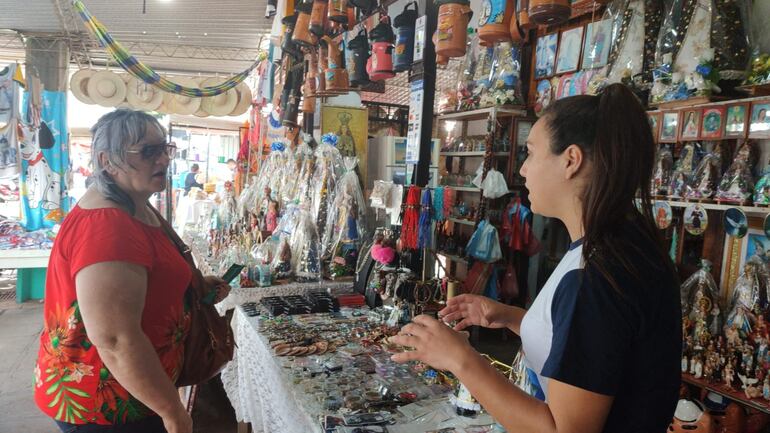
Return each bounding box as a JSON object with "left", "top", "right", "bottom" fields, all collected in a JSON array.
[
  {"left": 155, "top": 97, "right": 172, "bottom": 114},
  {"left": 164, "top": 76, "right": 201, "bottom": 115},
  {"left": 193, "top": 108, "right": 210, "bottom": 118},
  {"left": 200, "top": 77, "right": 238, "bottom": 116},
  {"left": 87, "top": 71, "right": 127, "bottom": 107},
  {"left": 70, "top": 69, "right": 94, "bottom": 104},
  {"left": 126, "top": 76, "right": 163, "bottom": 111},
  {"left": 229, "top": 82, "right": 253, "bottom": 116}
]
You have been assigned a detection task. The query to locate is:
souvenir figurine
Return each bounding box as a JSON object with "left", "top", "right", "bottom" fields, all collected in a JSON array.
[
  {"left": 724, "top": 362, "right": 735, "bottom": 389},
  {"left": 753, "top": 164, "right": 770, "bottom": 205},
  {"left": 682, "top": 355, "right": 689, "bottom": 373},
  {"left": 693, "top": 355, "right": 704, "bottom": 379},
  {"left": 668, "top": 170, "right": 689, "bottom": 198},
  {"left": 272, "top": 237, "right": 293, "bottom": 280},
  {"left": 685, "top": 144, "right": 726, "bottom": 200},
  {"left": 739, "top": 374, "right": 762, "bottom": 399},
  {"left": 742, "top": 345, "right": 755, "bottom": 373},
  {"left": 717, "top": 141, "right": 758, "bottom": 204},
  {"left": 764, "top": 376, "right": 770, "bottom": 401},
  {"left": 725, "top": 257, "right": 770, "bottom": 339},
  {"left": 266, "top": 200, "right": 279, "bottom": 234},
  {"left": 651, "top": 147, "right": 674, "bottom": 196}
]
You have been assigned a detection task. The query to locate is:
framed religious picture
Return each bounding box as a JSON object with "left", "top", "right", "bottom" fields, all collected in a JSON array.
[
  {"left": 581, "top": 19, "right": 612, "bottom": 70},
  {"left": 679, "top": 109, "right": 701, "bottom": 141},
  {"left": 700, "top": 106, "right": 725, "bottom": 140},
  {"left": 648, "top": 112, "right": 661, "bottom": 143},
  {"left": 535, "top": 33, "right": 558, "bottom": 79},
  {"left": 660, "top": 111, "right": 679, "bottom": 142},
  {"left": 724, "top": 102, "right": 749, "bottom": 138},
  {"left": 320, "top": 104, "right": 368, "bottom": 180},
  {"left": 748, "top": 101, "right": 770, "bottom": 139},
  {"left": 555, "top": 26, "right": 584, "bottom": 75}
]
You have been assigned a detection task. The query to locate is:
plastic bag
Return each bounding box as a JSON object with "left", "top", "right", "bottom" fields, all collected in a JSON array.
[
  {"left": 725, "top": 256, "right": 770, "bottom": 340},
  {"left": 370, "top": 180, "right": 394, "bottom": 209},
  {"left": 291, "top": 210, "right": 322, "bottom": 282},
  {"left": 322, "top": 158, "right": 367, "bottom": 279},
  {"left": 651, "top": 147, "right": 674, "bottom": 196},
  {"left": 606, "top": 0, "right": 645, "bottom": 84},
  {"left": 252, "top": 238, "right": 278, "bottom": 265},
  {"left": 474, "top": 45, "right": 496, "bottom": 108},
  {"left": 466, "top": 219, "right": 502, "bottom": 263},
  {"left": 271, "top": 235, "right": 294, "bottom": 280},
  {"left": 680, "top": 259, "right": 722, "bottom": 350},
  {"left": 456, "top": 30, "right": 480, "bottom": 111},
  {"left": 685, "top": 143, "right": 726, "bottom": 200},
  {"left": 754, "top": 165, "right": 770, "bottom": 205},
  {"left": 482, "top": 168, "right": 509, "bottom": 199},
  {"left": 716, "top": 140, "right": 757, "bottom": 204},
  {"left": 486, "top": 41, "right": 523, "bottom": 106}
]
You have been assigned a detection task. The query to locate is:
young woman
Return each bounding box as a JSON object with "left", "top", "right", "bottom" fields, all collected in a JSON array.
[{"left": 391, "top": 84, "right": 681, "bottom": 433}]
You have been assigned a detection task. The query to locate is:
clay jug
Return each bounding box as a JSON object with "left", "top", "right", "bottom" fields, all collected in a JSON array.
[
  {"left": 328, "top": 0, "right": 348, "bottom": 23},
  {"left": 309, "top": 0, "right": 328, "bottom": 37},
  {"left": 528, "top": 0, "right": 570, "bottom": 26},
  {"left": 478, "top": 0, "right": 514, "bottom": 44},
  {"left": 393, "top": 1, "right": 419, "bottom": 72},
  {"left": 435, "top": 0, "right": 473, "bottom": 58},
  {"left": 293, "top": 0, "right": 317, "bottom": 47}
]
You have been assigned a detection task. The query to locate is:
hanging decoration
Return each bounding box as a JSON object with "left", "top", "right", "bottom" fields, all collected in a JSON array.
[
  {"left": 72, "top": 0, "right": 265, "bottom": 97},
  {"left": 393, "top": 1, "right": 419, "bottom": 72},
  {"left": 418, "top": 188, "right": 432, "bottom": 249},
  {"left": 401, "top": 186, "right": 422, "bottom": 250}
]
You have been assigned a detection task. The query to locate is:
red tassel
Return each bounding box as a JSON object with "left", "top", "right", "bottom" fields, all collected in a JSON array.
[{"left": 401, "top": 186, "right": 421, "bottom": 250}]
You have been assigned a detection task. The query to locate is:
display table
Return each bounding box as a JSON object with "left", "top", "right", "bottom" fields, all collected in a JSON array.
[
  {"left": 221, "top": 307, "right": 498, "bottom": 433},
  {"left": 0, "top": 249, "right": 51, "bottom": 302}
]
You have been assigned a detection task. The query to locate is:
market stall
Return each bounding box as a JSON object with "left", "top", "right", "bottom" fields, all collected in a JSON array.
[{"left": 222, "top": 305, "right": 500, "bottom": 433}]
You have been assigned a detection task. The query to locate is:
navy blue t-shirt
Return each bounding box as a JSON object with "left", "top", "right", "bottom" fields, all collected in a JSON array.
[{"left": 520, "top": 225, "right": 681, "bottom": 433}]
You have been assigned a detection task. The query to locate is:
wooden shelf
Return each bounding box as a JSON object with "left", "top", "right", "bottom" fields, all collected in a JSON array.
[
  {"left": 438, "top": 186, "right": 481, "bottom": 192},
  {"left": 437, "top": 106, "right": 527, "bottom": 121},
  {"left": 440, "top": 151, "right": 509, "bottom": 157},
  {"left": 649, "top": 96, "right": 729, "bottom": 110},
  {"left": 447, "top": 217, "right": 475, "bottom": 226},
  {"left": 682, "top": 374, "right": 770, "bottom": 415},
  {"left": 663, "top": 200, "right": 770, "bottom": 216},
  {"left": 435, "top": 251, "right": 468, "bottom": 264}
]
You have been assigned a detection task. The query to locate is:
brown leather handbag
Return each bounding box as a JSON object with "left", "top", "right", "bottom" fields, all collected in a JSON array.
[{"left": 152, "top": 207, "right": 235, "bottom": 387}]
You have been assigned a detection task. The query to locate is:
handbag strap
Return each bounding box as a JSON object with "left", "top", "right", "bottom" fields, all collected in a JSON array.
[{"left": 148, "top": 204, "right": 198, "bottom": 271}]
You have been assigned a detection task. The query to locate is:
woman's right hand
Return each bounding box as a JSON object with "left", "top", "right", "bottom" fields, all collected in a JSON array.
[
  {"left": 439, "top": 294, "right": 511, "bottom": 331},
  {"left": 162, "top": 406, "right": 193, "bottom": 433}
]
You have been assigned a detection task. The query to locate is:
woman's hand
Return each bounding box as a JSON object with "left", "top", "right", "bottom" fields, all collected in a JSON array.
[
  {"left": 161, "top": 405, "right": 193, "bottom": 433},
  {"left": 203, "top": 276, "right": 231, "bottom": 303},
  {"left": 439, "top": 294, "right": 512, "bottom": 331},
  {"left": 390, "top": 315, "right": 475, "bottom": 373}
]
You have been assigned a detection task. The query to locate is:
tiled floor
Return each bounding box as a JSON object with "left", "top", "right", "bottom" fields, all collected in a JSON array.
[{"left": 0, "top": 300, "right": 236, "bottom": 433}]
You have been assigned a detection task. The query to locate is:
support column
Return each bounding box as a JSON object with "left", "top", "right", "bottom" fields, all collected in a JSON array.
[{"left": 412, "top": 0, "right": 437, "bottom": 187}]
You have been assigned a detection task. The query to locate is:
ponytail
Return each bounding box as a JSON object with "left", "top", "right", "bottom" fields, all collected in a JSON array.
[{"left": 543, "top": 83, "right": 672, "bottom": 290}]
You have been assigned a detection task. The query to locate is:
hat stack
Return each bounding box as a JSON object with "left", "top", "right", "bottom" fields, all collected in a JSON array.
[{"left": 69, "top": 69, "right": 252, "bottom": 117}]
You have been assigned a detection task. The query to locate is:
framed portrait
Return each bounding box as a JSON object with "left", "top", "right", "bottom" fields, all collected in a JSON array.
[
  {"left": 581, "top": 19, "right": 612, "bottom": 70},
  {"left": 660, "top": 111, "right": 679, "bottom": 143},
  {"left": 320, "top": 104, "right": 368, "bottom": 180},
  {"left": 749, "top": 101, "right": 770, "bottom": 139},
  {"left": 648, "top": 112, "right": 661, "bottom": 143},
  {"left": 724, "top": 102, "right": 749, "bottom": 138},
  {"left": 535, "top": 33, "right": 558, "bottom": 79},
  {"left": 555, "top": 26, "right": 584, "bottom": 75},
  {"left": 679, "top": 109, "right": 701, "bottom": 141},
  {"left": 700, "top": 106, "right": 725, "bottom": 140}
]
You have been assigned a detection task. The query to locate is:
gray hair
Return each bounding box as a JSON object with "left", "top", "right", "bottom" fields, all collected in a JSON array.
[{"left": 90, "top": 109, "right": 166, "bottom": 215}]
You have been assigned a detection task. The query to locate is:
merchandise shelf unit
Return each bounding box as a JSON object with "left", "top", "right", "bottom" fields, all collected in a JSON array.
[
  {"left": 682, "top": 374, "right": 770, "bottom": 415},
  {"left": 435, "top": 106, "right": 534, "bottom": 295}
]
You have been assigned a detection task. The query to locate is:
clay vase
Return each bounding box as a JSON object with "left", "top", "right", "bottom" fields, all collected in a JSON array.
[
  {"left": 293, "top": 1, "right": 318, "bottom": 47},
  {"left": 322, "top": 36, "right": 349, "bottom": 91},
  {"left": 528, "top": 0, "right": 570, "bottom": 26},
  {"left": 309, "top": 0, "right": 328, "bottom": 37},
  {"left": 281, "top": 14, "right": 302, "bottom": 60},
  {"left": 435, "top": 0, "right": 473, "bottom": 58},
  {"left": 347, "top": 28, "right": 371, "bottom": 86},
  {"left": 328, "top": 0, "right": 348, "bottom": 24},
  {"left": 478, "top": 0, "right": 514, "bottom": 44}
]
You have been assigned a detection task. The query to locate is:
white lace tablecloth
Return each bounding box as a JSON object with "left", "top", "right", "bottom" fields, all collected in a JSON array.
[
  {"left": 221, "top": 307, "right": 319, "bottom": 432},
  {"left": 221, "top": 308, "right": 498, "bottom": 433},
  {"left": 215, "top": 280, "right": 355, "bottom": 314}
]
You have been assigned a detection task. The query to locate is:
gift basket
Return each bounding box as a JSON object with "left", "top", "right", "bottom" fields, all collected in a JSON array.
[
  {"left": 651, "top": 146, "right": 674, "bottom": 196},
  {"left": 725, "top": 257, "right": 770, "bottom": 340},
  {"left": 684, "top": 143, "right": 726, "bottom": 200},
  {"left": 486, "top": 41, "right": 523, "bottom": 106},
  {"left": 716, "top": 140, "right": 758, "bottom": 204},
  {"left": 681, "top": 260, "right": 723, "bottom": 350},
  {"left": 291, "top": 210, "right": 322, "bottom": 282}
]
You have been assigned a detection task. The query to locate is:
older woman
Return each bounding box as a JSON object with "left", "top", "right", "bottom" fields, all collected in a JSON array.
[{"left": 34, "top": 109, "right": 229, "bottom": 433}]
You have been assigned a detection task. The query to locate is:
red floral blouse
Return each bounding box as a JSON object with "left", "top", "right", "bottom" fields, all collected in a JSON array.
[{"left": 34, "top": 206, "right": 191, "bottom": 425}]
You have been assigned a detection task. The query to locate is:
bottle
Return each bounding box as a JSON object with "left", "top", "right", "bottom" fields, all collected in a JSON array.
[{"left": 454, "top": 381, "right": 480, "bottom": 417}]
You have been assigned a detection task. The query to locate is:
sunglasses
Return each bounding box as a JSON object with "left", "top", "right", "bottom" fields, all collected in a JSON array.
[{"left": 126, "top": 143, "right": 177, "bottom": 160}]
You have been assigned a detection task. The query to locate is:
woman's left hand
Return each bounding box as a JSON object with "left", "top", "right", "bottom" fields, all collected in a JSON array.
[
  {"left": 203, "top": 276, "right": 231, "bottom": 304},
  {"left": 390, "top": 314, "right": 475, "bottom": 373}
]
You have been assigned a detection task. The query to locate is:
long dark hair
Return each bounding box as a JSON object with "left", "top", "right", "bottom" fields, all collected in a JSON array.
[{"left": 542, "top": 83, "right": 674, "bottom": 289}]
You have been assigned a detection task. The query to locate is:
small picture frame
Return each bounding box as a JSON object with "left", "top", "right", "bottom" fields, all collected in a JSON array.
[
  {"left": 725, "top": 102, "right": 749, "bottom": 138},
  {"left": 660, "top": 111, "right": 679, "bottom": 143},
  {"left": 749, "top": 101, "right": 770, "bottom": 139},
  {"left": 700, "top": 106, "right": 725, "bottom": 140},
  {"left": 535, "top": 33, "right": 559, "bottom": 79},
  {"left": 555, "top": 26, "right": 584, "bottom": 75},
  {"left": 648, "top": 112, "right": 661, "bottom": 143},
  {"left": 679, "top": 109, "right": 701, "bottom": 141},
  {"left": 581, "top": 19, "right": 612, "bottom": 70}
]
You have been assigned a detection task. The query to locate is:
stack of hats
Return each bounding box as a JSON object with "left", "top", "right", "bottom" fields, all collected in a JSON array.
[{"left": 69, "top": 69, "right": 253, "bottom": 117}]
